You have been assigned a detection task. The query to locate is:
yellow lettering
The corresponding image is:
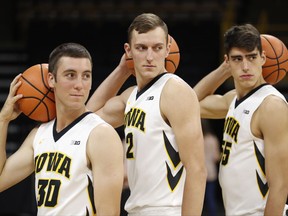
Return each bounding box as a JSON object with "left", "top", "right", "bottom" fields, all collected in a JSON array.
[
  {"left": 35, "top": 152, "right": 71, "bottom": 179},
  {"left": 224, "top": 117, "right": 240, "bottom": 143},
  {"left": 124, "top": 108, "right": 146, "bottom": 132}
]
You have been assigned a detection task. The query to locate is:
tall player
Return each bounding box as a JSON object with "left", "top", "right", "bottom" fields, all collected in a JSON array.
[
  {"left": 194, "top": 24, "right": 288, "bottom": 215},
  {"left": 0, "top": 43, "right": 124, "bottom": 215},
  {"left": 87, "top": 13, "right": 207, "bottom": 215}
]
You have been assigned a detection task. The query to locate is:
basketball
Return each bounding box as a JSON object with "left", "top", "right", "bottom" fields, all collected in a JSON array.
[
  {"left": 261, "top": 34, "right": 288, "bottom": 84},
  {"left": 125, "top": 34, "right": 180, "bottom": 75},
  {"left": 16, "top": 63, "right": 56, "bottom": 122}
]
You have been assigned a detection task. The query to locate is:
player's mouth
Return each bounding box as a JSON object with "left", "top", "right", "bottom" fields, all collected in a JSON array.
[
  {"left": 240, "top": 74, "right": 253, "bottom": 79},
  {"left": 70, "top": 94, "right": 84, "bottom": 98}
]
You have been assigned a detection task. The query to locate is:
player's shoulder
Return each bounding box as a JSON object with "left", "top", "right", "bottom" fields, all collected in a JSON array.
[
  {"left": 123, "top": 86, "right": 136, "bottom": 95},
  {"left": 164, "top": 74, "right": 191, "bottom": 89},
  {"left": 92, "top": 121, "right": 113, "bottom": 131},
  {"left": 90, "top": 119, "right": 117, "bottom": 137},
  {"left": 255, "top": 93, "right": 288, "bottom": 123},
  {"left": 120, "top": 85, "right": 136, "bottom": 101},
  {"left": 82, "top": 112, "right": 105, "bottom": 125},
  {"left": 30, "top": 126, "right": 41, "bottom": 136},
  {"left": 261, "top": 94, "right": 288, "bottom": 111},
  {"left": 224, "top": 89, "right": 237, "bottom": 105},
  {"left": 88, "top": 121, "right": 121, "bottom": 151},
  {"left": 86, "top": 112, "right": 113, "bottom": 127},
  {"left": 255, "top": 93, "right": 288, "bottom": 136},
  {"left": 161, "top": 74, "right": 198, "bottom": 110}
]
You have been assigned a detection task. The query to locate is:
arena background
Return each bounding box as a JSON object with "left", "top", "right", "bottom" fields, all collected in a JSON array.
[{"left": 0, "top": 0, "right": 287, "bottom": 215}]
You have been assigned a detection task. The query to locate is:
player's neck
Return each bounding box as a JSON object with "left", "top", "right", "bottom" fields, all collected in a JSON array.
[{"left": 55, "top": 107, "right": 87, "bottom": 132}]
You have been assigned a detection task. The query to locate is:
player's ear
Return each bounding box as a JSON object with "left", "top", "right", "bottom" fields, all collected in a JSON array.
[
  {"left": 165, "top": 42, "right": 170, "bottom": 58},
  {"left": 124, "top": 43, "right": 132, "bottom": 58},
  {"left": 48, "top": 72, "right": 55, "bottom": 88},
  {"left": 224, "top": 54, "right": 229, "bottom": 63},
  {"left": 260, "top": 51, "right": 266, "bottom": 66}
]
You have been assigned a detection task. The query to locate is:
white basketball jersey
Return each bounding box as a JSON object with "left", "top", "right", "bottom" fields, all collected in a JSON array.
[
  {"left": 124, "top": 73, "right": 186, "bottom": 213},
  {"left": 33, "top": 112, "right": 105, "bottom": 216},
  {"left": 219, "top": 84, "right": 288, "bottom": 215}
]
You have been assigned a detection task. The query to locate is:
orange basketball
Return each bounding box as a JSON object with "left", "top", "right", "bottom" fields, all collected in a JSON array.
[
  {"left": 16, "top": 64, "right": 56, "bottom": 122},
  {"left": 125, "top": 34, "right": 180, "bottom": 75},
  {"left": 261, "top": 34, "right": 288, "bottom": 84}
]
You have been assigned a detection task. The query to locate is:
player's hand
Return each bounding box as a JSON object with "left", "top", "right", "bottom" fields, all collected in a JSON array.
[
  {"left": 118, "top": 53, "right": 134, "bottom": 76},
  {"left": 0, "top": 74, "right": 23, "bottom": 122}
]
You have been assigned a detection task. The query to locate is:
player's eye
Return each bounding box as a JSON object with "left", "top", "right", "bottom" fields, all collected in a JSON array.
[
  {"left": 248, "top": 55, "right": 257, "bottom": 61},
  {"left": 66, "top": 73, "right": 75, "bottom": 78},
  {"left": 232, "top": 57, "right": 242, "bottom": 62},
  {"left": 154, "top": 46, "right": 163, "bottom": 51},
  {"left": 136, "top": 45, "right": 146, "bottom": 51},
  {"left": 83, "top": 73, "right": 91, "bottom": 80}
]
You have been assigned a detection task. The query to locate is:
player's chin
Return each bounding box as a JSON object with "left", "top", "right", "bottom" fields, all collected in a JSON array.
[
  {"left": 68, "top": 97, "right": 86, "bottom": 105},
  {"left": 67, "top": 102, "right": 86, "bottom": 111},
  {"left": 144, "top": 67, "right": 161, "bottom": 75},
  {"left": 239, "top": 79, "right": 258, "bottom": 87},
  {"left": 143, "top": 72, "right": 159, "bottom": 79}
]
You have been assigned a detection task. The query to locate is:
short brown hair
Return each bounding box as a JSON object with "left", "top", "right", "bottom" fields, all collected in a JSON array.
[
  {"left": 127, "top": 13, "right": 168, "bottom": 44},
  {"left": 224, "top": 24, "right": 262, "bottom": 55},
  {"left": 48, "top": 42, "right": 92, "bottom": 75}
]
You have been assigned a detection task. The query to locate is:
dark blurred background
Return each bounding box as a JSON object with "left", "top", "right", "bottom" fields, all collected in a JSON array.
[{"left": 0, "top": 0, "right": 287, "bottom": 215}]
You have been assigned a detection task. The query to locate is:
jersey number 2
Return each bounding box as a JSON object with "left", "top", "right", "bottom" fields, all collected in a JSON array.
[{"left": 126, "top": 132, "right": 134, "bottom": 159}]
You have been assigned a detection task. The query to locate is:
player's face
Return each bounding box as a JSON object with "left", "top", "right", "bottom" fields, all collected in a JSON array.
[
  {"left": 49, "top": 57, "right": 92, "bottom": 110},
  {"left": 126, "top": 27, "right": 169, "bottom": 84},
  {"left": 227, "top": 47, "right": 266, "bottom": 92}
]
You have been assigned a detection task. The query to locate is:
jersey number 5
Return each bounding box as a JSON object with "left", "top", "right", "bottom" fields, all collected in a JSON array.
[{"left": 221, "top": 141, "right": 232, "bottom": 165}]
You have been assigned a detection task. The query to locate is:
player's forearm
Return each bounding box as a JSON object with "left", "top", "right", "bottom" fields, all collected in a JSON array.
[
  {"left": 86, "top": 65, "right": 131, "bottom": 112},
  {"left": 182, "top": 168, "right": 207, "bottom": 215},
  {"left": 194, "top": 61, "right": 231, "bottom": 101},
  {"left": 264, "top": 186, "right": 287, "bottom": 215},
  {"left": 0, "top": 119, "right": 9, "bottom": 174}
]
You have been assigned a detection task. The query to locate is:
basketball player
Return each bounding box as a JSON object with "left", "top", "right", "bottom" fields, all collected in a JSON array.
[
  {"left": 193, "top": 24, "right": 288, "bottom": 215},
  {"left": 0, "top": 43, "right": 124, "bottom": 215},
  {"left": 86, "top": 13, "right": 207, "bottom": 215}
]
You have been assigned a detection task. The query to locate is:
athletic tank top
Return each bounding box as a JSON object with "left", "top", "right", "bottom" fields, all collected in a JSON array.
[
  {"left": 33, "top": 112, "right": 105, "bottom": 216},
  {"left": 124, "top": 73, "right": 186, "bottom": 212},
  {"left": 219, "top": 84, "right": 288, "bottom": 215}
]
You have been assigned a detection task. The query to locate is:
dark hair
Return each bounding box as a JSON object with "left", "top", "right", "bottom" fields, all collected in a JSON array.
[
  {"left": 224, "top": 24, "right": 262, "bottom": 55},
  {"left": 48, "top": 42, "right": 92, "bottom": 75},
  {"left": 127, "top": 13, "right": 168, "bottom": 44}
]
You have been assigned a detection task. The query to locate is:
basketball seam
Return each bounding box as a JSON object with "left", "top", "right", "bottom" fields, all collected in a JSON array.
[
  {"left": 21, "top": 76, "right": 55, "bottom": 103},
  {"left": 20, "top": 97, "right": 51, "bottom": 122}
]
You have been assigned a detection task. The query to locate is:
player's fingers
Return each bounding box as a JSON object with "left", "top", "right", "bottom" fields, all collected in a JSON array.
[{"left": 8, "top": 74, "right": 22, "bottom": 97}]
